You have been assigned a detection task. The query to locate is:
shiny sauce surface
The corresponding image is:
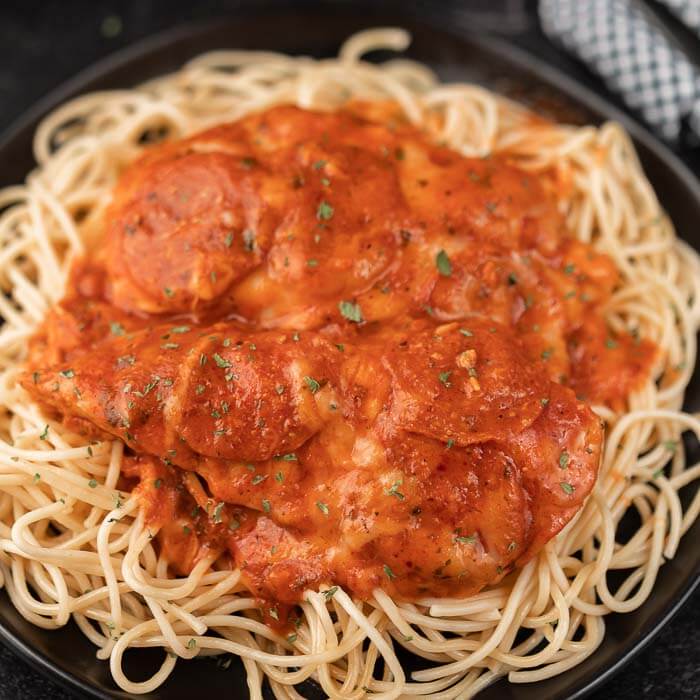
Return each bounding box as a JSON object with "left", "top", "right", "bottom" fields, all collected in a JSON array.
[{"left": 23, "top": 104, "right": 656, "bottom": 607}]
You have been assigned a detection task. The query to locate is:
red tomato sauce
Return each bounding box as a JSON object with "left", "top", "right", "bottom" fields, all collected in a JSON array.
[{"left": 23, "top": 104, "right": 656, "bottom": 605}]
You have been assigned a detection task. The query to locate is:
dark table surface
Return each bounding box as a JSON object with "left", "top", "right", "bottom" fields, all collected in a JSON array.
[{"left": 0, "top": 1, "right": 698, "bottom": 698}]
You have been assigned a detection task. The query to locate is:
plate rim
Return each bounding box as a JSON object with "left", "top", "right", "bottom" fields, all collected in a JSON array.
[{"left": 0, "top": 11, "right": 699, "bottom": 700}]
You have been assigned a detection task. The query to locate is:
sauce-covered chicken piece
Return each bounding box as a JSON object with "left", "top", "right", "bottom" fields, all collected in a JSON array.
[
  {"left": 23, "top": 104, "right": 656, "bottom": 606},
  {"left": 23, "top": 317, "right": 600, "bottom": 601},
  {"left": 26, "top": 321, "right": 341, "bottom": 464},
  {"left": 104, "top": 107, "right": 409, "bottom": 325},
  {"left": 100, "top": 105, "right": 654, "bottom": 404}
]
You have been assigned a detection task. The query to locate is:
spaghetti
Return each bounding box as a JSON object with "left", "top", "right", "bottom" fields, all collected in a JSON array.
[{"left": 0, "top": 28, "right": 699, "bottom": 699}]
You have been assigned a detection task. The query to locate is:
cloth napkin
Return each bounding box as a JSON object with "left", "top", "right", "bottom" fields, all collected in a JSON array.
[{"left": 539, "top": 0, "right": 700, "bottom": 145}]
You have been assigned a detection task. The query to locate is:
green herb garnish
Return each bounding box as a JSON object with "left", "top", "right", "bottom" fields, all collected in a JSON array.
[
  {"left": 304, "top": 376, "right": 321, "bottom": 394},
  {"left": 317, "top": 200, "right": 334, "bottom": 221},
  {"left": 338, "top": 300, "right": 363, "bottom": 323},
  {"left": 436, "top": 249, "right": 452, "bottom": 277}
]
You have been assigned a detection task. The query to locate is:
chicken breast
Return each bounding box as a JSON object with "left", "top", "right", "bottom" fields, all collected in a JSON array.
[{"left": 22, "top": 104, "right": 652, "bottom": 604}]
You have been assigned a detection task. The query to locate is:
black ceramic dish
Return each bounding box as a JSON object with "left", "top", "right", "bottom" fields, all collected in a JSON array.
[{"left": 1, "top": 6, "right": 699, "bottom": 699}]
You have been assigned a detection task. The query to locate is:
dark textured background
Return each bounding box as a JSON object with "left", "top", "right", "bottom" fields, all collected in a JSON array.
[{"left": 0, "top": 1, "right": 698, "bottom": 698}]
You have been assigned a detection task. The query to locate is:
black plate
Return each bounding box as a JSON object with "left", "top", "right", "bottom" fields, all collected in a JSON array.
[{"left": 1, "top": 6, "right": 699, "bottom": 699}]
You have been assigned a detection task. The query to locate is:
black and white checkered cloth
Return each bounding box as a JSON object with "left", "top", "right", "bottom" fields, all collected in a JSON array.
[{"left": 539, "top": 0, "right": 700, "bottom": 144}]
